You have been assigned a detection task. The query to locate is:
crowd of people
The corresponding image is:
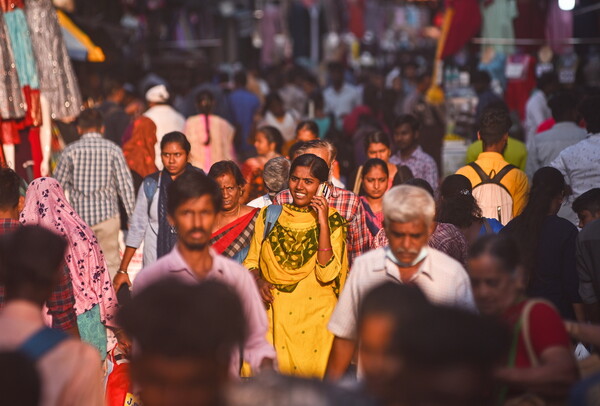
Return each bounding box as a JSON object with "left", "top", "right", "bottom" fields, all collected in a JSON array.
[{"left": 1, "top": 60, "right": 600, "bottom": 406}]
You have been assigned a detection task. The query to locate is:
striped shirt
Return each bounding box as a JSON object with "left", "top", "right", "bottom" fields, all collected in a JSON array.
[{"left": 54, "top": 132, "right": 135, "bottom": 227}]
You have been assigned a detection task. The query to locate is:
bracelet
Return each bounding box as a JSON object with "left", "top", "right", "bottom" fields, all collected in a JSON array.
[
  {"left": 116, "top": 270, "right": 128, "bottom": 275},
  {"left": 318, "top": 247, "right": 333, "bottom": 252}
]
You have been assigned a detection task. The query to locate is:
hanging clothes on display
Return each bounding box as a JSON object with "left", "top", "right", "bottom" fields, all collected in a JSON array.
[
  {"left": 0, "top": 7, "right": 25, "bottom": 164},
  {"left": 2, "top": 0, "right": 41, "bottom": 127},
  {"left": 479, "top": 0, "right": 518, "bottom": 54},
  {"left": 513, "top": 0, "right": 546, "bottom": 53},
  {"left": 25, "top": 0, "right": 83, "bottom": 120},
  {"left": 504, "top": 53, "right": 536, "bottom": 121},
  {"left": 288, "top": 0, "right": 325, "bottom": 63},
  {"left": 545, "top": 1, "right": 573, "bottom": 56},
  {"left": 441, "top": 0, "right": 481, "bottom": 59}
]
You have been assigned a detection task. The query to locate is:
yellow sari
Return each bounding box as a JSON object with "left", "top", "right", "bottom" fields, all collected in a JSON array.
[{"left": 244, "top": 204, "right": 348, "bottom": 378}]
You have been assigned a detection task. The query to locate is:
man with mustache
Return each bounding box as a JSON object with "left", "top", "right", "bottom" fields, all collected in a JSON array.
[
  {"left": 325, "top": 185, "right": 476, "bottom": 381},
  {"left": 133, "top": 170, "right": 276, "bottom": 377}
]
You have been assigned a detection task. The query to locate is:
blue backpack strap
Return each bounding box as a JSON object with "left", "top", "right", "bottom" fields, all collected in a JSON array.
[
  {"left": 143, "top": 172, "right": 160, "bottom": 216},
  {"left": 19, "top": 327, "right": 69, "bottom": 362},
  {"left": 263, "top": 205, "right": 283, "bottom": 240}
]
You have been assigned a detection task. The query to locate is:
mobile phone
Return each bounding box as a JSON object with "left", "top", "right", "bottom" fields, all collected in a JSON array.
[{"left": 316, "top": 183, "right": 331, "bottom": 199}]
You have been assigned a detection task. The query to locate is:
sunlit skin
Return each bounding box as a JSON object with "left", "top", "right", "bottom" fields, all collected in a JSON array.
[
  {"left": 393, "top": 123, "right": 419, "bottom": 157},
  {"left": 113, "top": 141, "right": 189, "bottom": 291},
  {"left": 577, "top": 209, "right": 600, "bottom": 229},
  {"left": 132, "top": 355, "right": 227, "bottom": 406},
  {"left": 161, "top": 142, "right": 189, "bottom": 179},
  {"left": 467, "top": 254, "right": 522, "bottom": 317},
  {"left": 386, "top": 219, "right": 433, "bottom": 266},
  {"left": 366, "top": 143, "right": 397, "bottom": 187},
  {"left": 362, "top": 166, "right": 388, "bottom": 213},
  {"left": 253, "top": 132, "right": 275, "bottom": 156},
  {"left": 254, "top": 165, "right": 332, "bottom": 304},
  {"left": 212, "top": 173, "right": 254, "bottom": 233},
  {"left": 168, "top": 195, "right": 217, "bottom": 253}
]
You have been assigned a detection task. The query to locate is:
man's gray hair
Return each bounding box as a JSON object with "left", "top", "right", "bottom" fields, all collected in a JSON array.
[
  {"left": 383, "top": 185, "right": 436, "bottom": 227},
  {"left": 293, "top": 139, "right": 337, "bottom": 163},
  {"left": 263, "top": 157, "right": 291, "bottom": 194}
]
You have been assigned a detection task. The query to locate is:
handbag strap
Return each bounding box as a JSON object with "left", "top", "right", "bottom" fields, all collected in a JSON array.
[{"left": 521, "top": 299, "right": 555, "bottom": 368}]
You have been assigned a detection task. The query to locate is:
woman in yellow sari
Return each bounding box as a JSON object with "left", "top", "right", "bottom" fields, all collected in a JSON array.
[{"left": 244, "top": 153, "right": 348, "bottom": 378}]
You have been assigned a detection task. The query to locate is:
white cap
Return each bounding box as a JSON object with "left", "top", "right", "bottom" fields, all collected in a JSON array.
[{"left": 145, "top": 84, "right": 169, "bottom": 103}]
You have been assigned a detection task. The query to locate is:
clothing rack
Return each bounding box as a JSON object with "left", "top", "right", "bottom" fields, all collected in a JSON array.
[{"left": 472, "top": 38, "right": 600, "bottom": 45}]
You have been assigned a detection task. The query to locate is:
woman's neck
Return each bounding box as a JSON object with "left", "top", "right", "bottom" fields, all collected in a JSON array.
[{"left": 366, "top": 195, "right": 383, "bottom": 212}]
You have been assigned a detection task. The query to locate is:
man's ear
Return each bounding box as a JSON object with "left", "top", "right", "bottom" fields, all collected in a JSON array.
[
  {"left": 17, "top": 196, "right": 25, "bottom": 214},
  {"left": 477, "top": 131, "right": 482, "bottom": 141}
]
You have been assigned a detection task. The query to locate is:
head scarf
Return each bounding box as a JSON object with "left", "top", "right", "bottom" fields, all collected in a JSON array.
[
  {"left": 20, "top": 178, "right": 117, "bottom": 326},
  {"left": 123, "top": 116, "right": 158, "bottom": 178}
]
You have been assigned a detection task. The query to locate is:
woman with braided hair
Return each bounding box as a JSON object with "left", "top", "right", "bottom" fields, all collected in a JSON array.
[{"left": 184, "top": 90, "right": 237, "bottom": 172}]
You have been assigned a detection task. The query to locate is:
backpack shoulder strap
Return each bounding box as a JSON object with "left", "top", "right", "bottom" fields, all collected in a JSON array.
[
  {"left": 491, "top": 164, "right": 517, "bottom": 184},
  {"left": 19, "top": 327, "right": 69, "bottom": 362},
  {"left": 482, "top": 218, "right": 494, "bottom": 235},
  {"left": 143, "top": 172, "right": 160, "bottom": 216},
  {"left": 263, "top": 205, "right": 283, "bottom": 240},
  {"left": 468, "top": 162, "right": 490, "bottom": 182}
]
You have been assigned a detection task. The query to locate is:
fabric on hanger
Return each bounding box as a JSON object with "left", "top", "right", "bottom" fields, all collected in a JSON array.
[{"left": 25, "top": 0, "right": 83, "bottom": 120}]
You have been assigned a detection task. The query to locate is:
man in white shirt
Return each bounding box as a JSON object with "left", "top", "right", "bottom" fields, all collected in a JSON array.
[
  {"left": 143, "top": 84, "right": 186, "bottom": 169},
  {"left": 526, "top": 91, "right": 587, "bottom": 178},
  {"left": 323, "top": 62, "right": 361, "bottom": 129},
  {"left": 524, "top": 72, "right": 558, "bottom": 139},
  {"left": 325, "top": 185, "right": 475, "bottom": 380},
  {"left": 551, "top": 96, "right": 600, "bottom": 225}
]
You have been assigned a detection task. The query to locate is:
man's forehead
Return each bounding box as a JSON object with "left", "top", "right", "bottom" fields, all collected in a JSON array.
[
  {"left": 387, "top": 218, "right": 428, "bottom": 231},
  {"left": 304, "top": 147, "right": 330, "bottom": 161}
]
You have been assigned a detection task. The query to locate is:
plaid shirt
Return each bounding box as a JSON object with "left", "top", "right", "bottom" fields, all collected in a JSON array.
[
  {"left": 273, "top": 186, "right": 370, "bottom": 265},
  {"left": 0, "top": 219, "right": 77, "bottom": 331},
  {"left": 54, "top": 132, "right": 135, "bottom": 227}
]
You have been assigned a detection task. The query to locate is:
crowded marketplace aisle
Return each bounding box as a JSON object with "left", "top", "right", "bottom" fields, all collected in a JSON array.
[{"left": 2, "top": 0, "right": 600, "bottom": 405}]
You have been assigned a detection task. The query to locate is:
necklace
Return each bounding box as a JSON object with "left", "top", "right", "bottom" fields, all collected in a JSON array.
[{"left": 216, "top": 204, "right": 241, "bottom": 230}]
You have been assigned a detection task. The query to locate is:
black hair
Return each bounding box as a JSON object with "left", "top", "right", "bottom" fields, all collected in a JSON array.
[
  {"left": 392, "top": 165, "right": 414, "bottom": 186},
  {"left": 537, "top": 71, "right": 558, "bottom": 91},
  {"left": 362, "top": 84, "right": 383, "bottom": 114},
  {"left": 471, "top": 70, "right": 492, "bottom": 86},
  {"left": 364, "top": 130, "right": 391, "bottom": 151},
  {"left": 503, "top": 167, "right": 567, "bottom": 274},
  {"left": 0, "top": 226, "right": 67, "bottom": 295},
  {"left": 327, "top": 61, "right": 344, "bottom": 73},
  {"left": 0, "top": 352, "right": 40, "bottom": 406},
  {"left": 573, "top": 188, "right": 600, "bottom": 216},
  {"left": 478, "top": 106, "right": 511, "bottom": 147},
  {"left": 358, "top": 282, "right": 429, "bottom": 331},
  {"left": 437, "top": 174, "right": 482, "bottom": 228},
  {"left": 288, "top": 141, "right": 306, "bottom": 160},
  {"left": 468, "top": 234, "right": 520, "bottom": 275},
  {"left": 118, "top": 279, "right": 246, "bottom": 360},
  {"left": 390, "top": 304, "right": 509, "bottom": 372},
  {"left": 263, "top": 92, "right": 284, "bottom": 116},
  {"left": 290, "top": 154, "right": 329, "bottom": 183},
  {"left": 362, "top": 158, "right": 389, "bottom": 180},
  {"left": 76, "top": 108, "right": 104, "bottom": 130},
  {"left": 257, "top": 126, "right": 285, "bottom": 154},
  {"left": 403, "top": 178, "right": 434, "bottom": 197},
  {"left": 580, "top": 96, "right": 600, "bottom": 134},
  {"left": 295, "top": 120, "right": 319, "bottom": 139},
  {"left": 208, "top": 160, "right": 246, "bottom": 187},
  {"left": 310, "top": 92, "right": 325, "bottom": 110},
  {"left": 393, "top": 114, "right": 420, "bottom": 133},
  {"left": 233, "top": 70, "right": 247, "bottom": 87},
  {"left": 548, "top": 91, "right": 578, "bottom": 122},
  {"left": 0, "top": 167, "right": 21, "bottom": 210},
  {"left": 167, "top": 170, "right": 222, "bottom": 216},
  {"left": 196, "top": 90, "right": 215, "bottom": 146},
  {"left": 160, "top": 131, "right": 191, "bottom": 154}
]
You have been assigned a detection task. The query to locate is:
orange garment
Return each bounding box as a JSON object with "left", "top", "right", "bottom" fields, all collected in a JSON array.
[{"left": 122, "top": 116, "right": 158, "bottom": 178}]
